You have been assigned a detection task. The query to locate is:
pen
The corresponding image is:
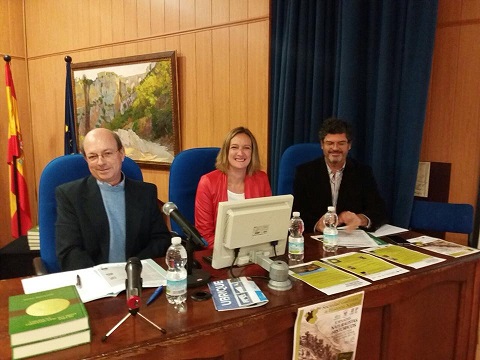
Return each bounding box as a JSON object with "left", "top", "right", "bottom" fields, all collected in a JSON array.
[
  {"left": 146, "top": 285, "right": 164, "bottom": 306},
  {"left": 76, "top": 274, "right": 82, "bottom": 288}
]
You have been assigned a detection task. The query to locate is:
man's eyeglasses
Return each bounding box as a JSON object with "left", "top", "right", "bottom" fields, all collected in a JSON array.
[
  {"left": 323, "top": 141, "right": 349, "bottom": 148},
  {"left": 85, "top": 150, "right": 119, "bottom": 163}
]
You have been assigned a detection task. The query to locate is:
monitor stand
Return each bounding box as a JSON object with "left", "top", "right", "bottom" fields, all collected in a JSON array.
[
  {"left": 255, "top": 254, "right": 292, "bottom": 291},
  {"left": 185, "top": 235, "right": 211, "bottom": 288}
]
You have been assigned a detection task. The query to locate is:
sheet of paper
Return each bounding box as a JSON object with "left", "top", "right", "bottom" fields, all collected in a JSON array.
[
  {"left": 361, "top": 244, "right": 445, "bottom": 269},
  {"left": 406, "top": 236, "right": 480, "bottom": 258},
  {"left": 321, "top": 252, "right": 409, "bottom": 281},
  {"left": 311, "top": 229, "right": 379, "bottom": 248},
  {"left": 369, "top": 224, "right": 409, "bottom": 237},
  {"left": 293, "top": 291, "right": 364, "bottom": 360},
  {"left": 289, "top": 261, "right": 370, "bottom": 295},
  {"left": 22, "top": 259, "right": 166, "bottom": 303}
]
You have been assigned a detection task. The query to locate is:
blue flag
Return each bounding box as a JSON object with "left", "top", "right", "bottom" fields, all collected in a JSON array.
[{"left": 64, "top": 57, "right": 78, "bottom": 154}]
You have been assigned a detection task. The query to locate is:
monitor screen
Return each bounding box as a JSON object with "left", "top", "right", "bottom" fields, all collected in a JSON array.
[{"left": 211, "top": 194, "right": 294, "bottom": 269}]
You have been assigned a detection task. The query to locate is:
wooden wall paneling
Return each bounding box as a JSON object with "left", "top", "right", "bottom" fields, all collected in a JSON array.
[
  {"left": 137, "top": 0, "right": 152, "bottom": 55},
  {"left": 3, "top": 0, "right": 25, "bottom": 55},
  {"left": 230, "top": 0, "right": 248, "bottom": 22},
  {"left": 248, "top": 0, "right": 269, "bottom": 18},
  {"left": 437, "top": 0, "right": 462, "bottom": 23},
  {"left": 461, "top": 0, "right": 480, "bottom": 20},
  {"left": 111, "top": 1, "right": 126, "bottom": 58},
  {"left": 212, "top": 28, "right": 231, "bottom": 142},
  {"left": 195, "top": 0, "right": 212, "bottom": 29},
  {"left": 195, "top": 31, "right": 214, "bottom": 146},
  {"left": 212, "top": 0, "right": 229, "bottom": 25},
  {"left": 124, "top": 0, "right": 139, "bottom": 55},
  {"left": 452, "top": 24, "right": 480, "bottom": 205},
  {"left": 422, "top": 27, "right": 460, "bottom": 161},
  {"left": 179, "top": 34, "right": 198, "bottom": 149},
  {"left": 229, "top": 25, "right": 248, "bottom": 128},
  {"left": 88, "top": 0, "right": 103, "bottom": 49},
  {"left": 99, "top": 1, "right": 114, "bottom": 59},
  {"left": 165, "top": 0, "right": 180, "bottom": 33},
  {"left": 247, "top": 21, "right": 269, "bottom": 171},
  {"left": 151, "top": 0, "right": 166, "bottom": 48}
]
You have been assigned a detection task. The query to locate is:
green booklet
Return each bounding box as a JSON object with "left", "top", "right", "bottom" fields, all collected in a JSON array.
[{"left": 9, "top": 285, "right": 90, "bottom": 359}]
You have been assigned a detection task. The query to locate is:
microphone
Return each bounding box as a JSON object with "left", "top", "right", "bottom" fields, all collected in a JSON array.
[
  {"left": 125, "top": 257, "right": 142, "bottom": 313},
  {"left": 162, "top": 202, "right": 208, "bottom": 247}
]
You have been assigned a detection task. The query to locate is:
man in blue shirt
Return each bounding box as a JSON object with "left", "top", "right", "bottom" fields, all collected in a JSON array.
[{"left": 56, "top": 128, "right": 171, "bottom": 271}]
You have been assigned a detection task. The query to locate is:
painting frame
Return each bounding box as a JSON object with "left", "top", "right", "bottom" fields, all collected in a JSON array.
[{"left": 71, "top": 51, "right": 180, "bottom": 169}]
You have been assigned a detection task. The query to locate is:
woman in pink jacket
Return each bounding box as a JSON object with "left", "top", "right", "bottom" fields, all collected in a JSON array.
[{"left": 195, "top": 127, "right": 272, "bottom": 248}]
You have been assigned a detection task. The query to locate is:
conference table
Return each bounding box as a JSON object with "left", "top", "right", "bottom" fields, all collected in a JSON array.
[{"left": 1, "top": 232, "right": 479, "bottom": 360}]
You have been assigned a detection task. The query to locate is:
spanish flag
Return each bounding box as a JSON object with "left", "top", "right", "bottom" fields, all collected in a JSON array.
[{"left": 5, "top": 59, "right": 32, "bottom": 238}]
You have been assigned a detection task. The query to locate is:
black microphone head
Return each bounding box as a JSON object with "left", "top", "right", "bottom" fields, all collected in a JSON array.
[{"left": 162, "top": 202, "right": 177, "bottom": 216}]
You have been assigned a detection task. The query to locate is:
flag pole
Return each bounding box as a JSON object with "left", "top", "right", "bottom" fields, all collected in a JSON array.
[{"left": 4, "top": 54, "right": 21, "bottom": 238}]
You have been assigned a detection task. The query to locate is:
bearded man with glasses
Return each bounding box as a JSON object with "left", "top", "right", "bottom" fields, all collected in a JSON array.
[
  {"left": 55, "top": 128, "right": 171, "bottom": 271},
  {"left": 293, "top": 117, "right": 387, "bottom": 234}
]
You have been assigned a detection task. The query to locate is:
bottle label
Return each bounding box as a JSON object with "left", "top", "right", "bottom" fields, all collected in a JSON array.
[
  {"left": 323, "top": 233, "right": 337, "bottom": 245},
  {"left": 166, "top": 278, "right": 187, "bottom": 296},
  {"left": 288, "top": 236, "right": 304, "bottom": 254}
]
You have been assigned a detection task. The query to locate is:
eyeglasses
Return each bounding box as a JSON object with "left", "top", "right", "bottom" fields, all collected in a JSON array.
[
  {"left": 85, "top": 150, "right": 119, "bottom": 163},
  {"left": 323, "top": 141, "right": 349, "bottom": 148}
]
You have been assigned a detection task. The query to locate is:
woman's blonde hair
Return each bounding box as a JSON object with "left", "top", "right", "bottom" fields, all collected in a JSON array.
[{"left": 215, "top": 127, "right": 261, "bottom": 175}]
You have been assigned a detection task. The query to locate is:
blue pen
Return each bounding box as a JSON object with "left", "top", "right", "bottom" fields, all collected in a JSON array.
[{"left": 146, "top": 285, "right": 164, "bottom": 306}]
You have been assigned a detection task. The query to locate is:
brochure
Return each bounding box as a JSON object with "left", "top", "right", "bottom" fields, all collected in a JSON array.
[
  {"left": 208, "top": 277, "right": 268, "bottom": 311},
  {"left": 289, "top": 261, "right": 370, "bottom": 295},
  {"left": 321, "top": 252, "right": 409, "bottom": 281},
  {"left": 406, "top": 236, "right": 480, "bottom": 258},
  {"left": 362, "top": 244, "right": 445, "bottom": 269},
  {"left": 21, "top": 259, "right": 166, "bottom": 303},
  {"left": 293, "top": 291, "right": 364, "bottom": 360}
]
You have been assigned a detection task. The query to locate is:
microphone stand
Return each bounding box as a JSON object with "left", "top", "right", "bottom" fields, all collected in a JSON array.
[
  {"left": 185, "top": 233, "right": 211, "bottom": 288},
  {"left": 102, "top": 294, "right": 166, "bottom": 342}
]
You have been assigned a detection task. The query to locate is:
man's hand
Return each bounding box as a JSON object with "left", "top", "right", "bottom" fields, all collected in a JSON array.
[{"left": 338, "top": 211, "right": 364, "bottom": 231}]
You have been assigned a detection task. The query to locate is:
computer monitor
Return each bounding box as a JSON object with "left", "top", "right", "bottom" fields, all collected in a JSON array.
[{"left": 211, "top": 194, "right": 294, "bottom": 269}]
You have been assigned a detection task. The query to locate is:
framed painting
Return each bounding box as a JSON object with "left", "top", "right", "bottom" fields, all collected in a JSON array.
[{"left": 71, "top": 51, "right": 180, "bottom": 168}]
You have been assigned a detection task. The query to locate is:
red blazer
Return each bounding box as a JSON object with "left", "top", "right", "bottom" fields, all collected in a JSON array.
[{"left": 195, "top": 169, "right": 272, "bottom": 248}]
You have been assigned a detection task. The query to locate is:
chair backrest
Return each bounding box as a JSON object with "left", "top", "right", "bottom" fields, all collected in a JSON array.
[
  {"left": 277, "top": 143, "right": 323, "bottom": 195},
  {"left": 38, "top": 154, "right": 143, "bottom": 273},
  {"left": 409, "top": 200, "right": 474, "bottom": 236},
  {"left": 168, "top": 147, "right": 219, "bottom": 237}
]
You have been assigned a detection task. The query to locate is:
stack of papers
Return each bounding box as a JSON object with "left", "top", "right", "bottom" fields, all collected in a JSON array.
[
  {"left": 22, "top": 259, "right": 166, "bottom": 303},
  {"left": 312, "top": 230, "right": 380, "bottom": 248}
]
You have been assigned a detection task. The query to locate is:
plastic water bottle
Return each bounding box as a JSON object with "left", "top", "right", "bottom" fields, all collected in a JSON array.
[
  {"left": 288, "top": 212, "right": 305, "bottom": 261},
  {"left": 165, "top": 237, "right": 187, "bottom": 305},
  {"left": 323, "top": 206, "right": 338, "bottom": 252}
]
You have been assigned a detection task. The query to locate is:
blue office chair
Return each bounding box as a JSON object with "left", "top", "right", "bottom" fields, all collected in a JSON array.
[
  {"left": 277, "top": 143, "right": 323, "bottom": 195},
  {"left": 168, "top": 147, "right": 219, "bottom": 237},
  {"left": 36, "top": 154, "right": 143, "bottom": 274},
  {"left": 409, "top": 199, "right": 475, "bottom": 244}
]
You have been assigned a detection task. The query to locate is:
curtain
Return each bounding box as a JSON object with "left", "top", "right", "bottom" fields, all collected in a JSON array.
[{"left": 269, "top": 0, "right": 438, "bottom": 227}]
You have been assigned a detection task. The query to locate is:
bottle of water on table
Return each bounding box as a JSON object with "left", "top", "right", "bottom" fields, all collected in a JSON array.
[
  {"left": 165, "top": 236, "right": 187, "bottom": 306},
  {"left": 288, "top": 211, "right": 305, "bottom": 261},
  {"left": 323, "top": 206, "right": 338, "bottom": 252}
]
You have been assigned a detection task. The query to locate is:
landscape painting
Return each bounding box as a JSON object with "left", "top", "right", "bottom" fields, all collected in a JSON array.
[{"left": 71, "top": 51, "right": 180, "bottom": 168}]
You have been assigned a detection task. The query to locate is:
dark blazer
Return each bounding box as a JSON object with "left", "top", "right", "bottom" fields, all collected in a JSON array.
[
  {"left": 55, "top": 176, "right": 171, "bottom": 271},
  {"left": 293, "top": 157, "right": 388, "bottom": 231}
]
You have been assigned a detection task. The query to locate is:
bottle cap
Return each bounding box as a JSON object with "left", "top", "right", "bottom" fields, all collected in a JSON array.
[
  {"left": 328, "top": 206, "right": 335, "bottom": 212},
  {"left": 292, "top": 211, "right": 300, "bottom": 217},
  {"left": 172, "top": 236, "right": 182, "bottom": 245}
]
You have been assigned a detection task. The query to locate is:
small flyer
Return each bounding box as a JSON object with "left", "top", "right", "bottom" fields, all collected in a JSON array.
[
  {"left": 207, "top": 276, "right": 268, "bottom": 311},
  {"left": 293, "top": 291, "right": 364, "bottom": 360},
  {"left": 406, "top": 236, "right": 480, "bottom": 258}
]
